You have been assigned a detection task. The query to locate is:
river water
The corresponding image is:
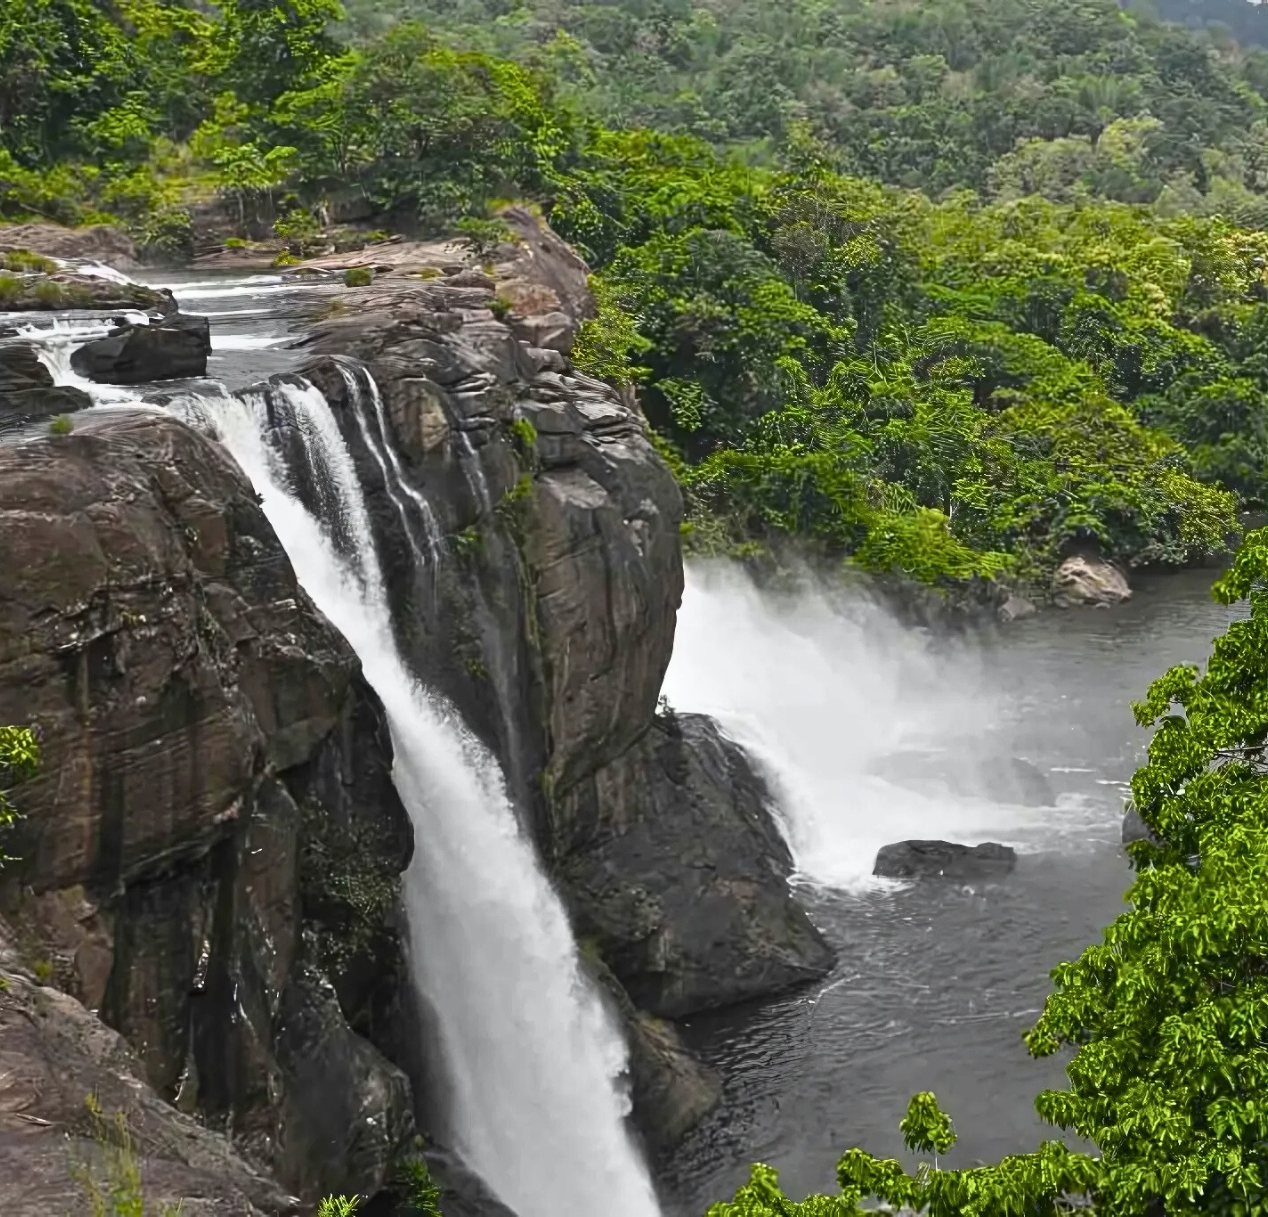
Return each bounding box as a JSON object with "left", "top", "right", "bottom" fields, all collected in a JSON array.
[
  {"left": 12, "top": 270, "right": 1250, "bottom": 1214},
  {"left": 659, "top": 561, "right": 1246, "bottom": 1212}
]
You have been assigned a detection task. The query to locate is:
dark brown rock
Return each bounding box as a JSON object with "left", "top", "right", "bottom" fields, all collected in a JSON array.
[
  {"left": 0, "top": 915, "right": 299, "bottom": 1217},
  {"left": 874, "top": 840, "right": 1017, "bottom": 880},
  {"left": 0, "top": 342, "right": 92, "bottom": 431},
  {"left": 0, "top": 409, "right": 414, "bottom": 1200},
  {"left": 560, "top": 713, "right": 834, "bottom": 1018},
  {"left": 71, "top": 312, "right": 210, "bottom": 383}
]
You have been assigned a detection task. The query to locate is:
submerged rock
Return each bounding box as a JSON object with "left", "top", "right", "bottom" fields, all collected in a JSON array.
[
  {"left": 1053, "top": 554, "right": 1132, "bottom": 606},
  {"left": 71, "top": 312, "right": 210, "bottom": 383},
  {"left": 559, "top": 712, "right": 835, "bottom": 1019},
  {"left": 874, "top": 840, "right": 1017, "bottom": 880}
]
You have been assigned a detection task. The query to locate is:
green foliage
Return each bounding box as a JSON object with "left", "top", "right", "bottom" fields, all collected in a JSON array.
[
  {"left": 1, "top": 248, "right": 57, "bottom": 273},
  {"left": 48, "top": 415, "right": 75, "bottom": 435},
  {"left": 899, "top": 1092, "right": 956, "bottom": 1158},
  {"left": 298, "top": 797, "right": 401, "bottom": 982},
  {"left": 344, "top": 265, "right": 373, "bottom": 286},
  {"left": 317, "top": 1198, "right": 361, "bottom": 1217},
  {"left": 392, "top": 1155, "right": 443, "bottom": 1216},
  {"left": 70, "top": 1096, "right": 182, "bottom": 1217},
  {"left": 454, "top": 215, "right": 512, "bottom": 257},
  {"left": 488, "top": 294, "right": 512, "bottom": 320},
  {"left": 0, "top": 725, "right": 38, "bottom": 866},
  {"left": 274, "top": 206, "right": 324, "bottom": 256}
]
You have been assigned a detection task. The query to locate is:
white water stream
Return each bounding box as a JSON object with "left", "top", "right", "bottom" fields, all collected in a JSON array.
[{"left": 172, "top": 380, "right": 660, "bottom": 1217}]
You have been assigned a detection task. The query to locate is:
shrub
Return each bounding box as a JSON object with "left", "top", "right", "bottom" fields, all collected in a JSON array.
[
  {"left": 317, "top": 1198, "right": 361, "bottom": 1217},
  {"left": 454, "top": 216, "right": 512, "bottom": 258},
  {"left": 48, "top": 415, "right": 75, "bottom": 435},
  {"left": 344, "top": 265, "right": 373, "bottom": 287},
  {"left": 0, "top": 724, "right": 38, "bottom": 866},
  {"left": 488, "top": 294, "right": 512, "bottom": 321},
  {"left": 1, "top": 248, "right": 56, "bottom": 273}
]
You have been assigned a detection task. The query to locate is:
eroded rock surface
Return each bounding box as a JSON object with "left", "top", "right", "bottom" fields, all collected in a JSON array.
[{"left": 0, "top": 410, "right": 414, "bottom": 1200}]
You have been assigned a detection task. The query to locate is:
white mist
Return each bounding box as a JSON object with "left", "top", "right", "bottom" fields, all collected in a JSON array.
[{"left": 662, "top": 562, "right": 1043, "bottom": 888}]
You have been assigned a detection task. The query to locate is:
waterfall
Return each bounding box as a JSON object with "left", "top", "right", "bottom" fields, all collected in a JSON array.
[
  {"left": 330, "top": 356, "right": 445, "bottom": 567},
  {"left": 176, "top": 378, "right": 661, "bottom": 1217},
  {"left": 662, "top": 563, "right": 1037, "bottom": 888}
]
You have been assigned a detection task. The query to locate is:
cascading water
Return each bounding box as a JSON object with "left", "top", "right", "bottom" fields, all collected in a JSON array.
[
  {"left": 174, "top": 376, "right": 661, "bottom": 1217},
  {"left": 662, "top": 562, "right": 1048, "bottom": 888},
  {"left": 330, "top": 356, "right": 445, "bottom": 567}
]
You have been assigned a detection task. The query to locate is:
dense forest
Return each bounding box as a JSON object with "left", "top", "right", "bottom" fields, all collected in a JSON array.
[{"left": 16, "top": 0, "right": 1268, "bottom": 590}]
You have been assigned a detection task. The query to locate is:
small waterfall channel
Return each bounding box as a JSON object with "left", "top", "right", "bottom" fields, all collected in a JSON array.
[{"left": 20, "top": 308, "right": 661, "bottom": 1216}]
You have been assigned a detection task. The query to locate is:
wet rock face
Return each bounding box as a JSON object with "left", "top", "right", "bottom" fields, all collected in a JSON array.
[
  {"left": 299, "top": 276, "right": 685, "bottom": 845},
  {"left": 873, "top": 840, "right": 1017, "bottom": 880},
  {"left": 295, "top": 213, "right": 830, "bottom": 1036},
  {"left": 0, "top": 411, "right": 413, "bottom": 1200},
  {"left": 0, "top": 342, "right": 92, "bottom": 432},
  {"left": 559, "top": 713, "right": 834, "bottom": 1018},
  {"left": 0, "top": 916, "right": 298, "bottom": 1217},
  {"left": 71, "top": 313, "right": 210, "bottom": 383}
]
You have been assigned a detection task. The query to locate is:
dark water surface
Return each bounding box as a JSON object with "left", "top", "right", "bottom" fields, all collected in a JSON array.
[{"left": 661, "top": 567, "right": 1246, "bottom": 1214}]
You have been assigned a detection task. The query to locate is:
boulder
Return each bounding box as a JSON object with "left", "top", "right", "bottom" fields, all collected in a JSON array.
[
  {"left": 984, "top": 757, "right": 1055, "bottom": 807},
  {"left": 1053, "top": 554, "right": 1132, "bottom": 606},
  {"left": 558, "top": 713, "right": 834, "bottom": 1018},
  {"left": 0, "top": 341, "right": 91, "bottom": 431},
  {"left": 71, "top": 312, "right": 210, "bottom": 383},
  {"left": 998, "top": 594, "right": 1037, "bottom": 622},
  {"left": 874, "top": 840, "right": 1017, "bottom": 880},
  {"left": 0, "top": 222, "right": 139, "bottom": 269}
]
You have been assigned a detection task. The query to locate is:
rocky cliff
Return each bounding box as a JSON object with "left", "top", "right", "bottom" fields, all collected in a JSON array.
[
  {"left": 0, "top": 211, "right": 832, "bottom": 1212},
  {"left": 0, "top": 411, "right": 414, "bottom": 1205},
  {"left": 287, "top": 209, "right": 833, "bottom": 1149}
]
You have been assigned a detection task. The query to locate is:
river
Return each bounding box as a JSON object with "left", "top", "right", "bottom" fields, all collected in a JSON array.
[{"left": 659, "top": 561, "right": 1245, "bottom": 1211}]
